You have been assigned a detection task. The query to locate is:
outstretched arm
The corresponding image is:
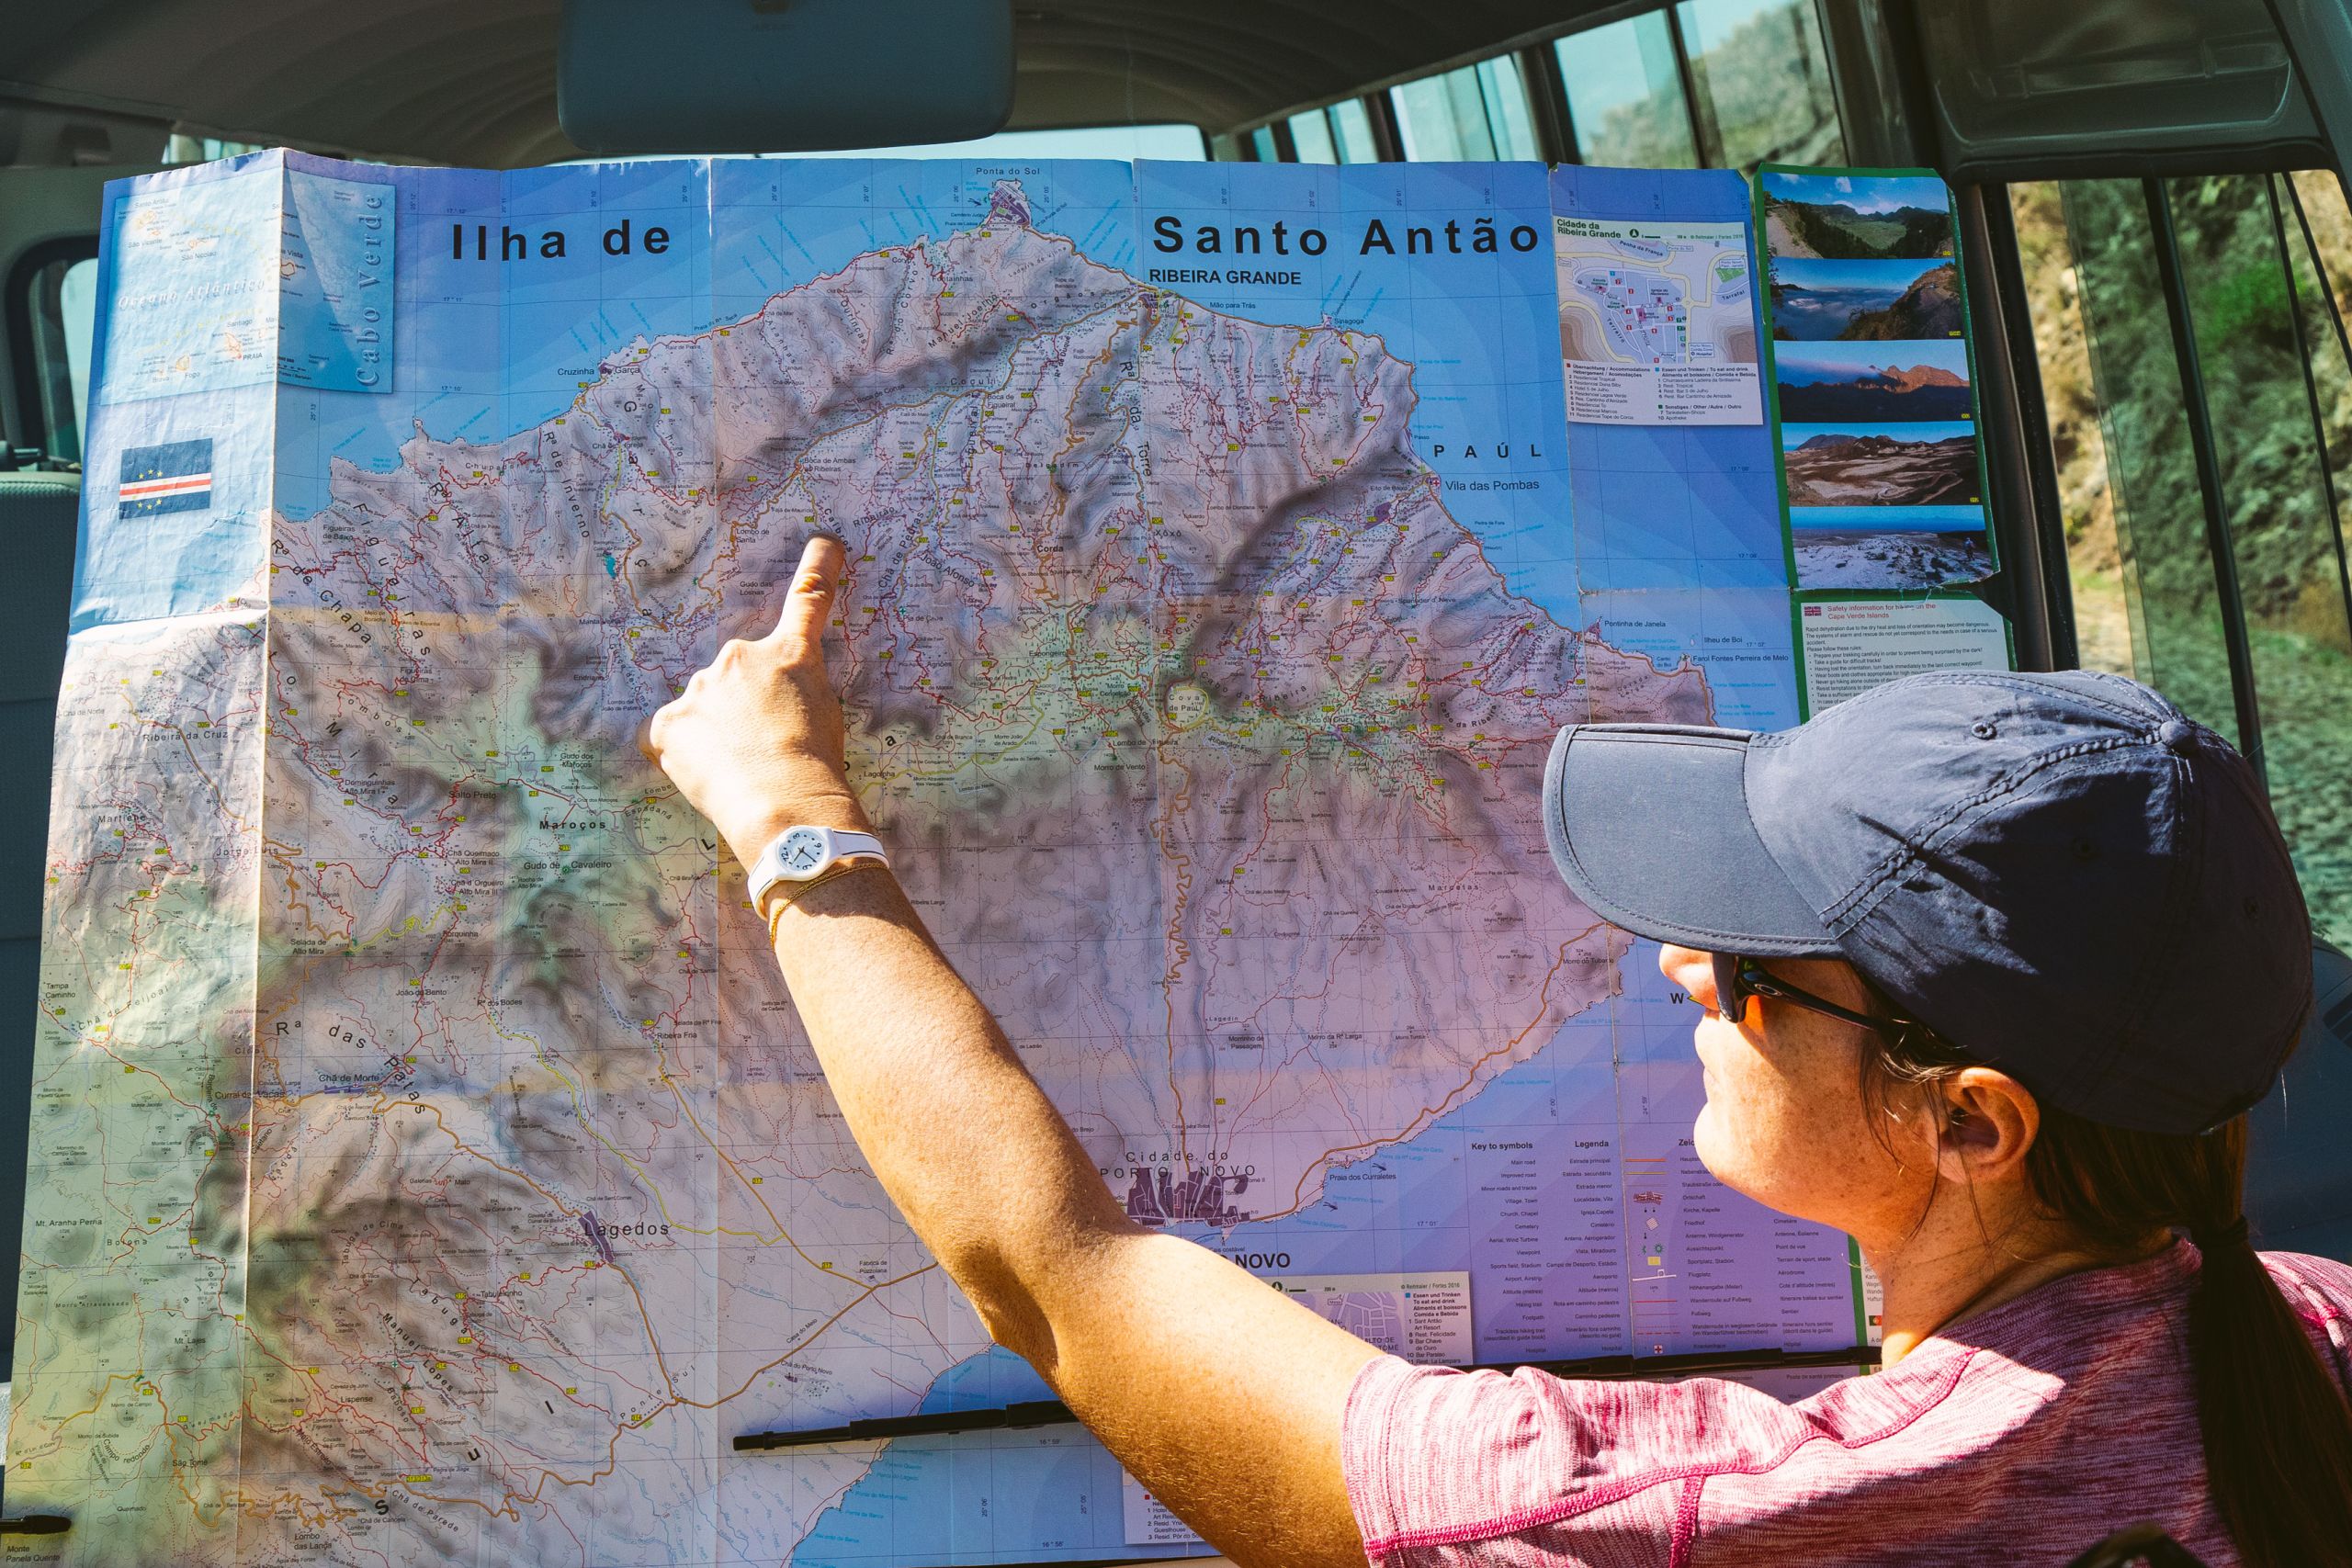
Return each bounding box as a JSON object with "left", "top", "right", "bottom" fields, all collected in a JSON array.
[{"left": 645, "top": 537, "right": 1382, "bottom": 1568}]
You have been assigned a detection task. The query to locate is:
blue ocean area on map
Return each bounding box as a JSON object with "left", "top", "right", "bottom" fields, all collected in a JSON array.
[
  {"left": 277, "top": 158, "right": 718, "bottom": 521},
  {"left": 92, "top": 157, "right": 277, "bottom": 408},
  {"left": 713, "top": 157, "right": 1139, "bottom": 306},
  {"left": 250, "top": 152, "right": 1568, "bottom": 627},
  {"left": 292, "top": 155, "right": 1576, "bottom": 611},
  {"left": 277, "top": 164, "right": 397, "bottom": 393},
  {"left": 286, "top": 159, "right": 1137, "bottom": 524},
  {"left": 788, "top": 1350, "right": 1174, "bottom": 1567},
  {"left": 1134, "top": 160, "right": 1573, "bottom": 630}
]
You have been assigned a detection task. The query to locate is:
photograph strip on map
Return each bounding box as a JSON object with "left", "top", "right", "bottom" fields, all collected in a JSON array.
[
  {"left": 1551, "top": 162, "right": 1881, "bottom": 1362},
  {"left": 1754, "top": 164, "right": 2015, "bottom": 716}
]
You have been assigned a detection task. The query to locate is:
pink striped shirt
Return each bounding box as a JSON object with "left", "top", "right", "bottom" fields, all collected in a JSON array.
[{"left": 1343, "top": 1243, "right": 2352, "bottom": 1566}]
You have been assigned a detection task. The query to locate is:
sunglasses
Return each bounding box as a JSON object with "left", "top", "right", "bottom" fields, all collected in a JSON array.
[{"left": 1710, "top": 950, "right": 1921, "bottom": 1042}]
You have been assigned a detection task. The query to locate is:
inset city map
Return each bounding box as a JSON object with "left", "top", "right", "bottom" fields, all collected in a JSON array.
[{"left": 1554, "top": 212, "right": 1762, "bottom": 424}]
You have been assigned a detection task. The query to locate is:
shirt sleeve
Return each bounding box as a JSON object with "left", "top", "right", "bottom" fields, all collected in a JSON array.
[
  {"left": 1341, "top": 1354, "right": 1759, "bottom": 1568},
  {"left": 2267, "top": 1251, "right": 2352, "bottom": 1390}
]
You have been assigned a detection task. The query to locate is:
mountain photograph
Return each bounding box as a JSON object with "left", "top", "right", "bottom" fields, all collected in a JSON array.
[
  {"left": 1775, "top": 340, "right": 1972, "bottom": 420},
  {"left": 1761, "top": 170, "right": 1954, "bottom": 260},
  {"left": 1781, "top": 422, "right": 1981, "bottom": 507},
  {"left": 1843, "top": 262, "right": 1962, "bottom": 340},
  {"left": 1770, "top": 257, "right": 1963, "bottom": 341}
]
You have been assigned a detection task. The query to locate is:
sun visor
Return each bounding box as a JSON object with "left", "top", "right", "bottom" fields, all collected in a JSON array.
[
  {"left": 558, "top": 0, "right": 1014, "bottom": 155},
  {"left": 1542, "top": 724, "right": 1839, "bottom": 957}
]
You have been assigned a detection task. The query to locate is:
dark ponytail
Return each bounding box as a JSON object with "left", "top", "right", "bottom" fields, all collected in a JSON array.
[
  {"left": 1862, "top": 1027, "right": 2352, "bottom": 1566},
  {"left": 2036, "top": 1110, "right": 2352, "bottom": 1566}
]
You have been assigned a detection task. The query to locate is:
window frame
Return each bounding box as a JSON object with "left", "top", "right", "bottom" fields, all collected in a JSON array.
[
  {"left": 1387, "top": 58, "right": 1544, "bottom": 162},
  {"left": 1220, "top": 0, "right": 1850, "bottom": 174},
  {"left": 1551, "top": 7, "right": 1704, "bottom": 169}
]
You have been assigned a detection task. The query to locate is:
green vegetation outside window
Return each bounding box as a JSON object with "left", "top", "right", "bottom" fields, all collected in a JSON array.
[
  {"left": 1555, "top": 13, "right": 1699, "bottom": 169},
  {"left": 1675, "top": 0, "right": 1844, "bottom": 172},
  {"left": 2013, "top": 175, "right": 2352, "bottom": 944}
]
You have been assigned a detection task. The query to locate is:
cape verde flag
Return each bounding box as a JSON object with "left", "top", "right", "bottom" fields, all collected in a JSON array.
[{"left": 119, "top": 439, "right": 213, "bottom": 517}]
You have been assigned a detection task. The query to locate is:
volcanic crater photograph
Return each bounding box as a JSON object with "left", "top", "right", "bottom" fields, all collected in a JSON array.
[
  {"left": 1781, "top": 421, "right": 1981, "bottom": 508},
  {"left": 1774, "top": 339, "right": 1971, "bottom": 421}
]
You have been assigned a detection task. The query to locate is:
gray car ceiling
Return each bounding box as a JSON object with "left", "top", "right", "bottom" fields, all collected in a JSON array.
[{"left": 0, "top": 0, "right": 1626, "bottom": 166}]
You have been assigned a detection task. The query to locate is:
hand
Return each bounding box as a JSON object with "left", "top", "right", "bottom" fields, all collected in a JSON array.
[{"left": 642, "top": 536, "right": 870, "bottom": 866}]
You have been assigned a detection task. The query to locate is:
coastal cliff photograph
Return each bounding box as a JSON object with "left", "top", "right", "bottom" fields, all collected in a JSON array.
[{"left": 1770, "top": 256, "right": 1962, "bottom": 340}]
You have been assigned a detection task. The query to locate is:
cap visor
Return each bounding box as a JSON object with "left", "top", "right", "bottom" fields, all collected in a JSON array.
[{"left": 1542, "top": 724, "right": 1838, "bottom": 957}]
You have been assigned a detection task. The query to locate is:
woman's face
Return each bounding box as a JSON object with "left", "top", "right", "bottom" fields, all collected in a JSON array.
[{"left": 1658, "top": 943, "right": 1938, "bottom": 1245}]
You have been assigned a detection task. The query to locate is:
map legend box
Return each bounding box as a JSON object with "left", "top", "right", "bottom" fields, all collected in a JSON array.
[{"left": 1267, "top": 1270, "right": 1475, "bottom": 1366}]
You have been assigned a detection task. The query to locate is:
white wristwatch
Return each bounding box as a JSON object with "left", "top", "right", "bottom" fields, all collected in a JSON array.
[{"left": 748, "top": 824, "right": 889, "bottom": 909}]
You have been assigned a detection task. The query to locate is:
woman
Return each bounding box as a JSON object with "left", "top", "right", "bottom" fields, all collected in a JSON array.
[{"left": 647, "top": 537, "right": 2352, "bottom": 1567}]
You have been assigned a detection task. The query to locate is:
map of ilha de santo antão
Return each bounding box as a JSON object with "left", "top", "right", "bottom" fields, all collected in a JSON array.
[{"left": 13, "top": 152, "right": 1850, "bottom": 1565}]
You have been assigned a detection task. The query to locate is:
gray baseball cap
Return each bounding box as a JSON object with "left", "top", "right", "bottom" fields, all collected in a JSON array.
[{"left": 1541, "top": 669, "right": 2311, "bottom": 1136}]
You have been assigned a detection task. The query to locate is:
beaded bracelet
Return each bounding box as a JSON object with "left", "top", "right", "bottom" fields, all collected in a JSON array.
[{"left": 762, "top": 859, "right": 890, "bottom": 942}]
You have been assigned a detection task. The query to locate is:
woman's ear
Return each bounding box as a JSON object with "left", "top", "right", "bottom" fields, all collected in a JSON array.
[{"left": 1932, "top": 1066, "right": 2040, "bottom": 1185}]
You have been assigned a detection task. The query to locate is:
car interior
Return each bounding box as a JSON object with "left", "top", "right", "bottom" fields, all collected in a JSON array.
[{"left": 1, "top": 3, "right": 2349, "bottom": 1561}]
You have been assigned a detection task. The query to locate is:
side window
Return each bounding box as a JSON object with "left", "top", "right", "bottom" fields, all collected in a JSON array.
[
  {"left": 1390, "top": 57, "right": 1541, "bottom": 161},
  {"left": 2014, "top": 175, "right": 2352, "bottom": 945},
  {"left": 1287, "top": 109, "right": 1338, "bottom": 164},
  {"left": 17, "top": 249, "right": 97, "bottom": 464},
  {"left": 1286, "top": 102, "right": 1379, "bottom": 164},
  {"left": 1241, "top": 4, "right": 1855, "bottom": 174},
  {"left": 1552, "top": 2, "right": 1843, "bottom": 174},
  {"left": 1326, "top": 100, "right": 1380, "bottom": 163},
  {"left": 1665, "top": 0, "right": 1844, "bottom": 171},
  {"left": 1556, "top": 13, "right": 1701, "bottom": 168},
  {"left": 1674, "top": 0, "right": 1844, "bottom": 171}
]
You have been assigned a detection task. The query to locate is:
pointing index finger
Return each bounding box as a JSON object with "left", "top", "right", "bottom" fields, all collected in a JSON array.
[{"left": 771, "top": 535, "right": 846, "bottom": 652}]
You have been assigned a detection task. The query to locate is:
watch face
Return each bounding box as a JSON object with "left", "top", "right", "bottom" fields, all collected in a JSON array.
[{"left": 780, "top": 828, "right": 826, "bottom": 874}]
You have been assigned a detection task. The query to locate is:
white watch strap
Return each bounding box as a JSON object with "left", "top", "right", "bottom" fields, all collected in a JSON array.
[
  {"left": 824, "top": 829, "right": 888, "bottom": 863},
  {"left": 749, "top": 825, "right": 889, "bottom": 909}
]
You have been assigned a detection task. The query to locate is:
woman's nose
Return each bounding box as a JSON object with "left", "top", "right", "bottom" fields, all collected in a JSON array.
[{"left": 1659, "top": 943, "right": 1717, "bottom": 1011}]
